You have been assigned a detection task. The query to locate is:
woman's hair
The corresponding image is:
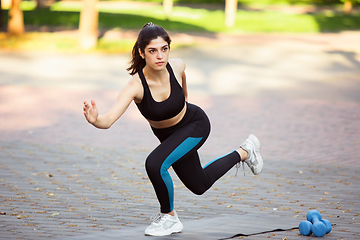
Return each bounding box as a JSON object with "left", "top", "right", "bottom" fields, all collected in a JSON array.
[{"left": 127, "top": 23, "right": 172, "bottom": 75}]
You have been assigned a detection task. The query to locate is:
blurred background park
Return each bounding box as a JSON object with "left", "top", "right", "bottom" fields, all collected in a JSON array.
[{"left": 1, "top": 0, "right": 360, "bottom": 53}]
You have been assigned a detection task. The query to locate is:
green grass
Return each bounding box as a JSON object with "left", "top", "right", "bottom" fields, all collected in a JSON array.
[
  {"left": 1, "top": 1, "right": 359, "bottom": 52},
  {"left": 2, "top": 1, "right": 359, "bottom": 33},
  {"left": 237, "top": 0, "right": 346, "bottom": 7},
  {"left": 0, "top": 32, "right": 77, "bottom": 52},
  {"left": 97, "top": 0, "right": 348, "bottom": 6}
]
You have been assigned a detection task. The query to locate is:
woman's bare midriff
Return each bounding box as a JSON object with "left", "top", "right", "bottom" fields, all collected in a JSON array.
[{"left": 147, "top": 103, "right": 187, "bottom": 129}]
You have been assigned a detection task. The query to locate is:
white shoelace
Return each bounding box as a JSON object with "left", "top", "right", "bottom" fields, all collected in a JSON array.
[
  {"left": 150, "top": 212, "right": 165, "bottom": 224},
  {"left": 235, "top": 161, "right": 245, "bottom": 176}
]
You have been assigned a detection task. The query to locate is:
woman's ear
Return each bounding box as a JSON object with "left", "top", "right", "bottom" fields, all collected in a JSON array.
[{"left": 139, "top": 48, "right": 145, "bottom": 59}]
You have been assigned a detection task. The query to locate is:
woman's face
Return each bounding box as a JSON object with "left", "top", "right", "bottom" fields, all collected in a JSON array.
[{"left": 140, "top": 37, "right": 169, "bottom": 71}]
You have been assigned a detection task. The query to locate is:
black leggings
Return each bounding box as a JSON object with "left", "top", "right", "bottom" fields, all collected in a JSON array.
[{"left": 146, "top": 103, "right": 241, "bottom": 213}]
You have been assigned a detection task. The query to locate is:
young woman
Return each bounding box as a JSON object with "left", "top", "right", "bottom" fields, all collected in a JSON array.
[{"left": 83, "top": 22, "right": 263, "bottom": 237}]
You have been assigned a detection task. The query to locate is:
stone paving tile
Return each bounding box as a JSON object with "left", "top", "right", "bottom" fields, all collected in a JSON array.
[{"left": 1, "top": 140, "right": 359, "bottom": 239}]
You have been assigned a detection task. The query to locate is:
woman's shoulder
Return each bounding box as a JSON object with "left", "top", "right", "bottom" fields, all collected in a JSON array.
[
  {"left": 169, "top": 58, "right": 186, "bottom": 73},
  {"left": 128, "top": 73, "right": 143, "bottom": 87},
  {"left": 123, "top": 74, "right": 143, "bottom": 102},
  {"left": 123, "top": 74, "right": 142, "bottom": 93}
]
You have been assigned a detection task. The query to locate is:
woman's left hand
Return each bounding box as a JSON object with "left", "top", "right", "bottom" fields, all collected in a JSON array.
[{"left": 83, "top": 100, "right": 99, "bottom": 124}]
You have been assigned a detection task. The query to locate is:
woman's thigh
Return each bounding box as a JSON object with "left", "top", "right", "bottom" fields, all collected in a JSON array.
[{"left": 172, "top": 151, "right": 210, "bottom": 195}]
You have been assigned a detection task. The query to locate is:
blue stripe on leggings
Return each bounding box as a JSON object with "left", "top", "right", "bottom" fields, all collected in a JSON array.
[
  {"left": 161, "top": 137, "right": 202, "bottom": 212},
  {"left": 203, "top": 150, "right": 236, "bottom": 169}
]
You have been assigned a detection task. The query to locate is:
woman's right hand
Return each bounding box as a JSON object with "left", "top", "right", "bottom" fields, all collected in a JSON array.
[{"left": 83, "top": 100, "right": 99, "bottom": 124}]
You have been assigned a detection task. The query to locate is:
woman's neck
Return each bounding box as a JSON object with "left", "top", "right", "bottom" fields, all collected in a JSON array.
[{"left": 143, "top": 64, "right": 168, "bottom": 83}]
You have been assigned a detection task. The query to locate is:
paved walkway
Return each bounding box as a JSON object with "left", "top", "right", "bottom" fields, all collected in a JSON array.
[{"left": 0, "top": 32, "right": 360, "bottom": 239}]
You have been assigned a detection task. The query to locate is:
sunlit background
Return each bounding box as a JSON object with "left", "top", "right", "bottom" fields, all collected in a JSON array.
[
  {"left": 1, "top": 0, "right": 360, "bottom": 144},
  {"left": 0, "top": 0, "right": 359, "bottom": 151},
  {"left": 1, "top": 0, "right": 360, "bottom": 52}
]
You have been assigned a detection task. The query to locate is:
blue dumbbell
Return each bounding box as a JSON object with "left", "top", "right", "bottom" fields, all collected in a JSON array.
[
  {"left": 321, "top": 219, "right": 332, "bottom": 234},
  {"left": 307, "top": 210, "right": 327, "bottom": 237},
  {"left": 299, "top": 220, "right": 312, "bottom": 236}
]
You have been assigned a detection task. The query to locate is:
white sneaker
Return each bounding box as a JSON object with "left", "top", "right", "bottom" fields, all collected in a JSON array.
[
  {"left": 240, "top": 134, "right": 264, "bottom": 175},
  {"left": 144, "top": 210, "right": 183, "bottom": 236}
]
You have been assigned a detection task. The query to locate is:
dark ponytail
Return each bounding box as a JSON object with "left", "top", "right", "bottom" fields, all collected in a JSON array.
[{"left": 127, "top": 23, "right": 171, "bottom": 75}]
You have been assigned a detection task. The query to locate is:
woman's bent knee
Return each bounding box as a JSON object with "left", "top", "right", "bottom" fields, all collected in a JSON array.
[
  {"left": 145, "top": 155, "right": 161, "bottom": 176},
  {"left": 188, "top": 186, "right": 207, "bottom": 195}
]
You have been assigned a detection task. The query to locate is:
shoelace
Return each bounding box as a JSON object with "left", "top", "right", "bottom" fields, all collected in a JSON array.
[
  {"left": 150, "top": 212, "right": 165, "bottom": 224},
  {"left": 236, "top": 139, "right": 259, "bottom": 176},
  {"left": 235, "top": 161, "right": 245, "bottom": 176}
]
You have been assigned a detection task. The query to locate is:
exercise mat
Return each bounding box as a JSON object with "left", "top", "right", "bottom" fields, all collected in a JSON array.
[{"left": 57, "top": 213, "right": 299, "bottom": 240}]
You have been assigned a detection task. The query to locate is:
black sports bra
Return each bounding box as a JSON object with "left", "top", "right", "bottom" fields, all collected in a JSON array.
[{"left": 135, "top": 63, "right": 185, "bottom": 121}]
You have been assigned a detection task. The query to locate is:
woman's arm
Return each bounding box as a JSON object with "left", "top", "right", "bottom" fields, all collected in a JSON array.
[
  {"left": 83, "top": 77, "right": 142, "bottom": 129},
  {"left": 169, "top": 58, "right": 188, "bottom": 101},
  {"left": 182, "top": 71, "right": 188, "bottom": 102}
]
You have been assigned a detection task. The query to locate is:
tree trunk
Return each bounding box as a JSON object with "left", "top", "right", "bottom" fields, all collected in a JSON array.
[
  {"left": 79, "top": 0, "right": 98, "bottom": 49},
  {"left": 344, "top": 0, "right": 352, "bottom": 15},
  {"left": 163, "top": 0, "right": 173, "bottom": 20},
  {"left": 225, "top": 0, "right": 238, "bottom": 28},
  {"left": 0, "top": 0, "right": 2, "bottom": 28},
  {"left": 8, "top": 0, "right": 25, "bottom": 35},
  {"left": 36, "top": 0, "right": 46, "bottom": 9}
]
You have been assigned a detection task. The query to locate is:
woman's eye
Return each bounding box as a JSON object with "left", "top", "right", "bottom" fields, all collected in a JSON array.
[
  {"left": 162, "top": 47, "right": 168, "bottom": 52},
  {"left": 149, "top": 50, "right": 155, "bottom": 53}
]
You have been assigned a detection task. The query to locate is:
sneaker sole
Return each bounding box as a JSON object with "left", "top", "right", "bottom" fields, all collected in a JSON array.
[{"left": 145, "top": 222, "right": 183, "bottom": 236}]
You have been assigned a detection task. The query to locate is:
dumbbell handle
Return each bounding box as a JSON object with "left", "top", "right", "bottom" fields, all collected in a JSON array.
[{"left": 312, "top": 216, "right": 321, "bottom": 224}]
